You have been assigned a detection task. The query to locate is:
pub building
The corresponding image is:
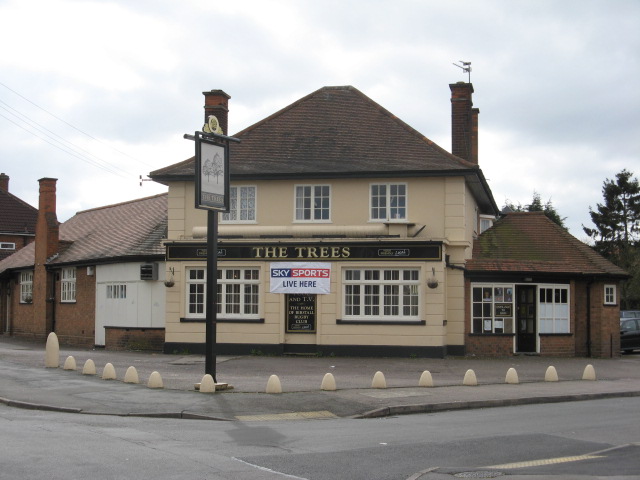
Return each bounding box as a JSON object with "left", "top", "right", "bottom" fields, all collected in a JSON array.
[{"left": 149, "top": 84, "right": 626, "bottom": 358}]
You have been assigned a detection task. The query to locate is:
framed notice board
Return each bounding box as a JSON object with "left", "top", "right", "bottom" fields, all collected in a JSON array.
[{"left": 286, "top": 295, "right": 316, "bottom": 333}]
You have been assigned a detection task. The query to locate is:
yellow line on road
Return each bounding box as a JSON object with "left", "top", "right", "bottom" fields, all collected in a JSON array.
[{"left": 487, "top": 454, "right": 604, "bottom": 469}]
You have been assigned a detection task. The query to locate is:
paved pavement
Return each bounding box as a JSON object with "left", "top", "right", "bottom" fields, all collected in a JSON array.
[{"left": 1, "top": 335, "right": 640, "bottom": 421}]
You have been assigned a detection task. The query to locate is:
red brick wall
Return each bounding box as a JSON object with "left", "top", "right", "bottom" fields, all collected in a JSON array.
[
  {"left": 466, "top": 334, "right": 514, "bottom": 356},
  {"left": 539, "top": 335, "right": 574, "bottom": 356},
  {"left": 105, "top": 327, "right": 165, "bottom": 351},
  {"left": 54, "top": 267, "right": 95, "bottom": 347}
]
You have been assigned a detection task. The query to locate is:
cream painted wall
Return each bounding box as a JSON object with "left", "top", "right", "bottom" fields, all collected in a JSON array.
[{"left": 162, "top": 173, "right": 483, "bottom": 350}]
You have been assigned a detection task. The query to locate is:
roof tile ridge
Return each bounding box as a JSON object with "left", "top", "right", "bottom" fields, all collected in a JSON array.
[
  {"left": 74, "top": 192, "right": 168, "bottom": 216},
  {"left": 0, "top": 188, "right": 38, "bottom": 213},
  {"left": 150, "top": 157, "right": 196, "bottom": 176}
]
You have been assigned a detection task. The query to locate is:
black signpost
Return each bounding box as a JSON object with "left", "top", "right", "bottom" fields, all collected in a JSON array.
[{"left": 185, "top": 127, "right": 239, "bottom": 382}]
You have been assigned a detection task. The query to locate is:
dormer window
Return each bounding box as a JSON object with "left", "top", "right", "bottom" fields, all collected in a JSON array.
[{"left": 479, "top": 215, "right": 494, "bottom": 233}]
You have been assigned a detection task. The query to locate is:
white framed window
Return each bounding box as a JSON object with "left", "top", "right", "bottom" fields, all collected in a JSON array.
[
  {"left": 186, "top": 268, "right": 206, "bottom": 318},
  {"left": 217, "top": 268, "right": 260, "bottom": 317},
  {"left": 60, "top": 267, "right": 76, "bottom": 302},
  {"left": 370, "top": 183, "right": 407, "bottom": 221},
  {"left": 106, "top": 284, "right": 127, "bottom": 299},
  {"left": 294, "top": 185, "right": 330, "bottom": 221},
  {"left": 20, "top": 271, "right": 33, "bottom": 303},
  {"left": 479, "top": 215, "right": 494, "bottom": 234},
  {"left": 186, "top": 267, "right": 260, "bottom": 319},
  {"left": 0, "top": 242, "right": 16, "bottom": 250},
  {"left": 343, "top": 268, "right": 420, "bottom": 320},
  {"left": 539, "top": 285, "right": 570, "bottom": 333},
  {"left": 221, "top": 186, "right": 256, "bottom": 222},
  {"left": 471, "top": 284, "right": 515, "bottom": 334},
  {"left": 604, "top": 285, "right": 616, "bottom": 305}
]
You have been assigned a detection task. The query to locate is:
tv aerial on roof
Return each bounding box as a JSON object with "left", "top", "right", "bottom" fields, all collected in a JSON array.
[{"left": 453, "top": 61, "right": 472, "bottom": 83}]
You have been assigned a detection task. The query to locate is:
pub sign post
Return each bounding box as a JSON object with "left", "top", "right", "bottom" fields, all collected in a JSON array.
[{"left": 186, "top": 125, "right": 239, "bottom": 381}]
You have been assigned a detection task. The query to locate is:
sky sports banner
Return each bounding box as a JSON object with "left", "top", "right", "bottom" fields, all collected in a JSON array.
[{"left": 270, "top": 262, "right": 331, "bottom": 294}]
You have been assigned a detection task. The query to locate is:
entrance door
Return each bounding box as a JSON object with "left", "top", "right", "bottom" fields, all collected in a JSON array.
[{"left": 516, "top": 285, "right": 537, "bottom": 353}]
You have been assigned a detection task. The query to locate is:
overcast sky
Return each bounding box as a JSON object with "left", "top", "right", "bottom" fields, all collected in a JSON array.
[{"left": 1, "top": 0, "right": 638, "bottom": 240}]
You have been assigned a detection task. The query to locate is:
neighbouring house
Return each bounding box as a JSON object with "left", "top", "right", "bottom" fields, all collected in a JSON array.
[
  {"left": 0, "top": 173, "right": 38, "bottom": 262},
  {"left": 0, "top": 173, "right": 38, "bottom": 333},
  {"left": 0, "top": 179, "right": 168, "bottom": 350},
  {"left": 149, "top": 83, "right": 627, "bottom": 358}
]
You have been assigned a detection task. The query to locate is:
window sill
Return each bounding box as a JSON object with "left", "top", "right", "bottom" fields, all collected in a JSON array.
[
  {"left": 180, "top": 317, "right": 264, "bottom": 323},
  {"left": 337, "top": 319, "right": 425, "bottom": 326}
]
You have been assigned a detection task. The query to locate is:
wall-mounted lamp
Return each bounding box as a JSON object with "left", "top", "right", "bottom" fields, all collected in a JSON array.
[
  {"left": 164, "top": 267, "right": 175, "bottom": 288},
  {"left": 427, "top": 267, "right": 439, "bottom": 289}
]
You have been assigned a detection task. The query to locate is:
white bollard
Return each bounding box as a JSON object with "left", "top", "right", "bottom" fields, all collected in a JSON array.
[
  {"left": 147, "top": 371, "right": 164, "bottom": 389},
  {"left": 63, "top": 356, "right": 77, "bottom": 371},
  {"left": 545, "top": 365, "right": 559, "bottom": 382},
  {"left": 266, "top": 374, "right": 282, "bottom": 394},
  {"left": 463, "top": 369, "right": 478, "bottom": 386},
  {"left": 124, "top": 366, "right": 139, "bottom": 384},
  {"left": 582, "top": 364, "right": 596, "bottom": 381},
  {"left": 371, "top": 371, "right": 387, "bottom": 389},
  {"left": 82, "top": 359, "right": 96, "bottom": 375},
  {"left": 102, "top": 363, "right": 117, "bottom": 380},
  {"left": 505, "top": 367, "right": 519, "bottom": 384},
  {"left": 321, "top": 373, "right": 337, "bottom": 391},
  {"left": 418, "top": 370, "right": 434, "bottom": 387},
  {"left": 44, "top": 332, "right": 59, "bottom": 368},
  {"left": 200, "top": 374, "right": 216, "bottom": 393}
]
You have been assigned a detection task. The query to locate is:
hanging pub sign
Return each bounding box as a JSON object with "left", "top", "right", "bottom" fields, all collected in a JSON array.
[
  {"left": 194, "top": 130, "right": 230, "bottom": 212},
  {"left": 270, "top": 262, "right": 331, "bottom": 294}
]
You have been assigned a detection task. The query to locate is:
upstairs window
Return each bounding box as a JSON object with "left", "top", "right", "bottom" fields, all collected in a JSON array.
[
  {"left": 479, "top": 216, "right": 494, "bottom": 234},
  {"left": 221, "top": 186, "right": 256, "bottom": 222},
  {"left": 370, "top": 183, "right": 406, "bottom": 221},
  {"left": 61, "top": 267, "right": 76, "bottom": 302},
  {"left": 106, "top": 284, "right": 127, "bottom": 299},
  {"left": 295, "top": 185, "right": 330, "bottom": 221}
]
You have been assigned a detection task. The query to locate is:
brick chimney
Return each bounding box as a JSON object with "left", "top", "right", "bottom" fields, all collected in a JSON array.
[
  {"left": 203, "top": 90, "right": 231, "bottom": 135},
  {"left": 0, "top": 173, "right": 8, "bottom": 192},
  {"left": 33, "top": 177, "right": 59, "bottom": 336},
  {"left": 450, "top": 82, "right": 479, "bottom": 165}
]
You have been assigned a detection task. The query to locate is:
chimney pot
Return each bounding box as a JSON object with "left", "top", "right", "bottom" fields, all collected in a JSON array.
[
  {"left": 203, "top": 90, "right": 231, "bottom": 135},
  {"left": 0, "top": 173, "right": 8, "bottom": 192}
]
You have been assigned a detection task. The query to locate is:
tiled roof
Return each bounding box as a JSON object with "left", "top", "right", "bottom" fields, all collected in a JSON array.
[
  {"left": 0, "top": 193, "right": 167, "bottom": 273},
  {"left": 466, "top": 212, "right": 628, "bottom": 277},
  {"left": 0, "top": 188, "right": 38, "bottom": 235},
  {"left": 150, "top": 86, "right": 498, "bottom": 213},
  {"left": 152, "top": 86, "right": 477, "bottom": 177}
]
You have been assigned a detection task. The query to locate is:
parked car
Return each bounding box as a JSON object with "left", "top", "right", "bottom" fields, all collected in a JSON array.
[
  {"left": 621, "top": 317, "right": 640, "bottom": 353},
  {"left": 620, "top": 310, "right": 640, "bottom": 319}
]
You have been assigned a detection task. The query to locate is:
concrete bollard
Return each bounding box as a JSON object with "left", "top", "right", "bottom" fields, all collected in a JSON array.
[
  {"left": 63, "top": 356, "right": 77, "bottom": 371},
  {"left": 44, "top": 332, "right": 59, "bottom": 368},
  {"left": 147, "top": 371, "right": 164, "bottom": 389},
  {"left": 371, "top": 371, "right": 387, "bottom": 389},
  {"left": 545, "top": 365, "right": 559, "bottom": 382},
  {"left": 419, "top": 370, "right": 434, "bottom": 387},
  {"left": 200, "top": 374, "right": 216, "bottom": 393},
  {"left": 266, "top": 374, "right": 282, "bottom": 394},
  {"left": 505, "top": 367, "right": 519, "bottom": 384},
  {"left": 124, "top": 366, "right": 139, "bottom": 384},
  {"left": 321, "top": 373, "right": 337, "bottom": 391},
  {"left": 463, "top": 369, "right": 478, "bottom": 386},
  {"left": 582, "top": 364, "right": 596, "bottom": 381},
  {"left": 102, "top": 363, "right": 117, "bottom": 380},
  {"left": 82, "top": 359, "right": 96, "bottom": 375}
]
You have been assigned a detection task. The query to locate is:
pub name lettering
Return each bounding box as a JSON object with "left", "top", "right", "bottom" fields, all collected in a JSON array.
[{"left": 252, "top": 246, "right": 351, "bottom": 259}]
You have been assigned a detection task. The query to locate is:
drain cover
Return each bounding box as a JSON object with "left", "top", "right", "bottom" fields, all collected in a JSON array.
[{"left": 454, "top": 472, "right": 503, "bottom": 478}]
